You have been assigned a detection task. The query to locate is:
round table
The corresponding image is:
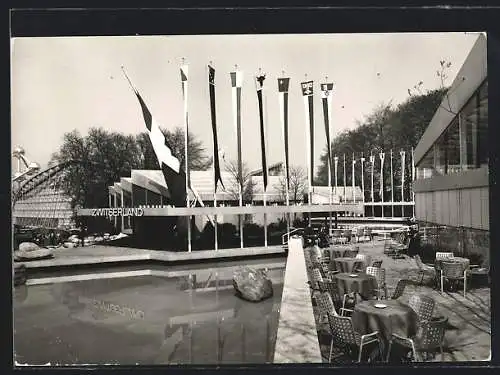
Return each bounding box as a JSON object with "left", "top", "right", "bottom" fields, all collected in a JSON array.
[
  {"left": 332, "top": 257, "right": 364, "bottom": 273},
  {"left": 352, "top": 299, "right": 418, "bottom": 357},
  {"left": 333, "top": 272, "right": 376, "bottom": 299}
]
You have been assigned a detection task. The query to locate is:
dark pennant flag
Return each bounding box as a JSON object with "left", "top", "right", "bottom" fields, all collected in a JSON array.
[
  {"left": 278, "top": 77, "right": 290, "bottom": 191},
  {"left": 255, "top": 73, "right": 268, "bottom": 191},
  {"left": 321, "top": 83, "right": 334, "bottom": 186},
  {"left": 208, "top": 65, "right": 225, "bottom": 192}
]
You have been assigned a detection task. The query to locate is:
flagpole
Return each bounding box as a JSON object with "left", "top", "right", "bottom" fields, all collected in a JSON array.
[
  {"left": 231, "top": 65, "right": 244, "bottom": 249},
  {"left": 321, "top": 78, "right": 333, "bottom": 236},
  {"left": 390, "top": 149, "right": 394, "bottom": 218},
  {"left": 400, "top": 149, "right": 406, "bottom": 218},
  {"left": 262, "top": 69, "right": 268, "bottom": 248},
  {"left": 370, "top": 154, "right": 375, "bottom": 217},
  {"left": 208, "top": 62, "right": 218, "bottom": 252},
  {"left": 343, "top": 153, "right": 346, "bottom": 216},
  {"left": 360, "top": 155, "right": 365, "bottom": 217},
  {"left": 352, "top": 153, "right": 356, "bottom": 205},
  {"left": 334, "top": 156, "right": 338, "bottom": 197},
  {"left": 301, "top": 75, "right": 313, "bottom": 227},
  {"left": 278, "top": 72, "right": 291, "bottom": 244},
  {"left": 181, "top": 59, "right": 192, "bottom": 253},
  {"left": 411, "top": 147, "right": 415, "bottom": 218},
  {"left": 380, "top": 152, "right": 385, "bottom": 218}
]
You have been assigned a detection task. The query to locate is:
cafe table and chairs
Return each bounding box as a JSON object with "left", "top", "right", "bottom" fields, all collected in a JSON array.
[{"left": 351, "top": 299, "right": 419, "bottom": 360}]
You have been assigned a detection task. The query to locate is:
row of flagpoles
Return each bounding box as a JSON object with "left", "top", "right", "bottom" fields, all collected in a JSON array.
[{"left": 122, "top": 63, "right": 416, "bottom": 251}]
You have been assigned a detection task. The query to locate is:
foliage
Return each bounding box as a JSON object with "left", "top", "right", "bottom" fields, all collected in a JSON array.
[
  {"left": 224, "top": 160, "right": 257, "bottom": 202},
  {"left": 274, "top": 165, "right": 308, "bottom": 203},
  {"left": 316, "top": 87, "right": 448, "bottom": 202},
  {"left": 50, "top": 126, "right": 210, "bottom": 216}
]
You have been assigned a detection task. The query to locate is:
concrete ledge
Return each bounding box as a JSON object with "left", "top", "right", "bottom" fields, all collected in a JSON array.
[
  {"left": 273, "top": 238, "right": 322, "bottom": 363},
  {"left": 16, "top": 245, "right": 286, "bottom": 269}
]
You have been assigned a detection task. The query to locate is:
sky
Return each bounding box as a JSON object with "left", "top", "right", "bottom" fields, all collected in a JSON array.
[{"left": 11, "top": 32, "right": 483, "bottom": 175}]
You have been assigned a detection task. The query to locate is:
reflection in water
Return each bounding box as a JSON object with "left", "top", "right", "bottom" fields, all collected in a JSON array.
[{"left": 14, "top": 262, "right": 285, "bottom": 365}]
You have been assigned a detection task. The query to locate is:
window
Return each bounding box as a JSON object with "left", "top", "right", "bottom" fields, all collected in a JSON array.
[
  {"left": 459, "top": 80, "right": 488, "bottom": 169},
  {"left": 416, "top": 149, "right": 435, "bottom": 179},
  {"left": 416, "top": 79, "right": 488, "bottom": 180}
]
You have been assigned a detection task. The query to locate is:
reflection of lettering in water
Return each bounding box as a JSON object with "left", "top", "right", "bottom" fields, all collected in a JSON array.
[{"left": 90, "top": 298, "right": 145, "bottom": 319}]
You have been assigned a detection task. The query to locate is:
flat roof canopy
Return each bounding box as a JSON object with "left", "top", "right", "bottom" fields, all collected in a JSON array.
[{"left": 77, "top": 203, "right": 364, "bottom": 217}]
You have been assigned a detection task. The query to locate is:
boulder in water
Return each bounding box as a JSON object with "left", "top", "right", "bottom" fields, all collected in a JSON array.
[
  {"left": 15, "top": 248, "right": 54, "bottom": 261},
  {"left": 233, "top": 267, "right": 273, "bottom": 302},
  {"left": 18, "top": 242, "right": 40, "bottom": 252}
]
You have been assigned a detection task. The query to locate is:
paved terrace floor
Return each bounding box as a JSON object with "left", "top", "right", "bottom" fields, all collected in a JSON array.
[{"left": 313, "top": 240, "right": 491, "bottom": 363}]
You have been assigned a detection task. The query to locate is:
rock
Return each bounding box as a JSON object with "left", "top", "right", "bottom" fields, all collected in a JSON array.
[
  {"left": 63, "top": 242, "right": 76, "bottom": 248},
  {"left": 233, "top": 267, "right": 273, "bottom": 302},
  {"left": 15, "top": 248, "right": 54, "bottom": 261},
  {"left": 18, "top": 242, "right": 40, "bottom": 252},
  {"left": 94, "top": 236, "right": 104, "bottom": 242}
]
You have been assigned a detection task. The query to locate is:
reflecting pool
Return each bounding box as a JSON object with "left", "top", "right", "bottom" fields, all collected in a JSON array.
[{"left": 13, "top": 258, "right": 286, "bottom": 365}]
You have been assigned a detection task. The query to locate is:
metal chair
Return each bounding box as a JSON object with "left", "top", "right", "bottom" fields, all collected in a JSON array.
[
  {"left": 318, "top": 280, "right": 343, "bottom": 309},
  {"left": 315, "top": 292, "right": 339, "bottom": 323},
  {"left": 389, "top": 279, "right": 410, "bottom": 300},
  {"left": 414, "top": 255, "right": 437, "bottom": 285},
  {"left": 408, "top": 294, "right": 435, "bottom": 323},
  {"left": 327, "top": 313, "right": 383, "bottom": 363},
  {"left": 363, "top": 228, "right": 373, "bottom": 241},
  {"left": 386, "top": 316, "right": 448, "bottom": 362},
  {"left": 351, "top": 260, "right": 367, "bottom": 274},
  {"left": 356, "top": 253, "right": 371, "bottom": 267},
  {"left": 309, "top": 268, "right": 324, "bottom": 291},
  {"left": 366, "top": 266, "right": 388, "bottom": 300},
  {"left": 371, "top": 260, "right": 383, "bottom": 268},
  {"left": 355, "top": 227, "right": 365, "bottom": 242},
  {"left": 441, "top": 261, "right": 467, "bottom": 297},
  {"left": 344, "top": 248, "right": 359, "bottom": 258},
  {"left": 435, "top": 252, "right": 454, "bottom": 260}
]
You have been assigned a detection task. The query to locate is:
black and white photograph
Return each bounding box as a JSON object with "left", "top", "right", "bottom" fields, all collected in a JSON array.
[{"left": 11, "top": 29, "right": 490, "bottom": 365}]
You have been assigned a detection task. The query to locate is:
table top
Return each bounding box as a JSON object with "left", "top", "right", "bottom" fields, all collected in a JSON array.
[
  {"left": 334, "top": 272, "right": 374, "bottom": 282},
  {"left": 354, "top": 299, "right": 413, "bottom": 317},
  {"left": 334, "top": 257, "right": 359, "bottom": 263}
]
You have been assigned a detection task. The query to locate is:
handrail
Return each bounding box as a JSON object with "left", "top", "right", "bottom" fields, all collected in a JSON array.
[{"left": 282, "top": 227, "right": 303, "bottom": 245}]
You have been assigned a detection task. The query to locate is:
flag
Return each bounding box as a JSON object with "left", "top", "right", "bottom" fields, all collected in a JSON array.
[
  {"left": 301, "top": 80, "right": 314, "bottom": 187},
  {"left": 134, "top": 91, "right": 187, "bottom": 208},
  {"left": 256, "top": 73, "right": 268, "bottom": 191},
  {"left": 230, "top": 70, "right": 244, "bottom": 191},
  {"left": 208, "top": 65, "right": 225, "bottom": 192},
  {"left": 180, "top": 64, "right": 190, "bottom": 195},
  {"left": 379, "top": 152, "right": 385, "bottom": 197},
  {"left": 321, "top": 83, "right": 334, "bottom": 186},
  {"left": 400, "top": 150, "right": 406, "bottom": 201},
  {"left": 278, "top": 77, "right": 290, "bottom": 191}
]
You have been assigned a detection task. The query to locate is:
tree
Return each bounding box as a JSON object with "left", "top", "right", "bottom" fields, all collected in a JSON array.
[
  {"left": 136, "top": 127, "right": 212, "bottom": 171},
  {"left": 51, "top": 128, "right": 142, "bottom": 212},
  {"left": 275, "top": 166, "right": 307, "bottom": 204},
  {"left": 316, "top": 87, "right": 447, "bottom": 203},
  {"left": 51, "top": 126, "right": 211, "bottom": 215},
  {"left": 224, "top": 160, "right": 256, "bottom": 203}
]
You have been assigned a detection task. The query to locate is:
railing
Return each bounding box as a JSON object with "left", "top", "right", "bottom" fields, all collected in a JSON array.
[{"left": 282, "top": 228, "right": 303, "bottom": 245}]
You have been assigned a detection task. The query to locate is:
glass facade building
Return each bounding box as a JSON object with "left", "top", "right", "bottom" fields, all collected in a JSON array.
[{"left": 413, "top": 34, "right": 489, "bottom": 262}]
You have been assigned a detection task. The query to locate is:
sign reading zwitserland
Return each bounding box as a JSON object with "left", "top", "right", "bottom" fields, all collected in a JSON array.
[{"left": 92, "top": 207, "right": 144, "bottom": 217}]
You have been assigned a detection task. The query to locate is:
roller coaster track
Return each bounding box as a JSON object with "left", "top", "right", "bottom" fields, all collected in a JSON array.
[{"left": 11, "top": 159, "right": 105, "bottom": 207}]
